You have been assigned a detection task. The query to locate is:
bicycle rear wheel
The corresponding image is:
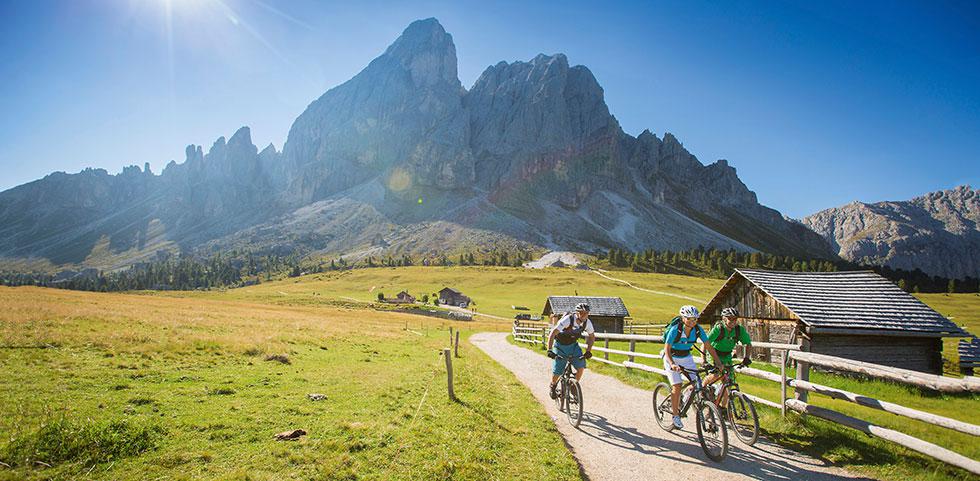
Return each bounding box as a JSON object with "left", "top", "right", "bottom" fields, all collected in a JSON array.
[
  {"left": 651, "top": 382, "right": 674, "bottom": 431},
  {"left": 565, "top": 380, "right": 584, "bottom": 427},
  {"left": 728, "top": 390, "right": 759, "bottom": 445},
  {"left": 695, "top": 399, "right": 728, "bottom": 461}
]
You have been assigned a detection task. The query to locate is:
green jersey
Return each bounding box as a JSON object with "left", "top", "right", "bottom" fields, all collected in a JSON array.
[{"left": 707, "top": 323, "right": 752, "bottom": 364}]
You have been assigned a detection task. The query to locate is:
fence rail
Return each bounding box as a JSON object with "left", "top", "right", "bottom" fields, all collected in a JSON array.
[{"left": 510, "top": 325, "right": 980, "bottom": 475}]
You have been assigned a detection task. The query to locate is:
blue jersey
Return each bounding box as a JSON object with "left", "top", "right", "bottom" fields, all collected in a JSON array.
[{"left": 664, "top": 323, "right": 707, "bottom": 355}]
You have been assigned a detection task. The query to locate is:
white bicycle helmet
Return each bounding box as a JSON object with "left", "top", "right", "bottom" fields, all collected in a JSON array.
[
  {"left": 679, "top": 305, "right": 700, "bottom": 318},
  {"left": 574, "top": 303, "right": 590, "bottom": 312},
  {"left": 721, "top": 307, "right": 739, "bottom": 318}
]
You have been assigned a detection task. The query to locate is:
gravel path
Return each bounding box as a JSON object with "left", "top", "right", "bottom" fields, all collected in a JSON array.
[{"left": 471, "top": 332, "right": 871, "bottom": 481}]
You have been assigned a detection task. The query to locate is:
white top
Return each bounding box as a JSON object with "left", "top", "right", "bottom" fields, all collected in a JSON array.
[{"left": 551, "top": 313, "right": 595, "bottom": 336}]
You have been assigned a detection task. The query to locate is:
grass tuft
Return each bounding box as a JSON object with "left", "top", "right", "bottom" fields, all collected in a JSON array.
[
  {"left": 264, "top": 354, "right": 291, "bottom": 365},
  {"left": 0, "top": 418, "right": 164, "bottom": 467},
  {"left": 242, "top": 347, "right": 263, "bottom": 357}
]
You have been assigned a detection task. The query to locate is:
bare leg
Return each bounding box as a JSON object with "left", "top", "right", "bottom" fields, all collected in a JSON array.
[
  {"left": 551, "top": 374, "right": 559, "bottom": 384},
  {"left": 671, "top": 384, "right": 682, "bottom": 415},
  {"left": 575, "top": 368, "right": 585, "bottom": 381}
]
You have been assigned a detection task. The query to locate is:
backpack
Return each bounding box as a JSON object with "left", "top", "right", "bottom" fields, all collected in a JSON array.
[
  {"left": 714, "top": 322, "right": 745, "bottom": 343},
  {"left": 555, "top": 314, "right": 589, "bottom": 344}
]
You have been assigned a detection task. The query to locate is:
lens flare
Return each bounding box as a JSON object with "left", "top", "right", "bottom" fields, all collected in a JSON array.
[{"left": 387, "top": 168, "right": 412, "bottom": 192}]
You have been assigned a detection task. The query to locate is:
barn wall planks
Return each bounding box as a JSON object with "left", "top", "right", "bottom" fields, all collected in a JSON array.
[{"left": 811, "top": 335, "right": 943, "bottom": 374}]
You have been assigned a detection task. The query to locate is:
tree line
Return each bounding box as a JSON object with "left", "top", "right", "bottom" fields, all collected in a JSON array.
[
  {"left": 0, "top": 252, "right": 307, "bottom": 292},
  {"left": 601, "top": 246, "right": 979, "bottom": 294},
  {"left": 1, "top": 245, "right": 975, "bottom": 295}
]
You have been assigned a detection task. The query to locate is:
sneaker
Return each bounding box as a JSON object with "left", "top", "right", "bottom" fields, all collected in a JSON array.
[
  {"left": 672, "top": 415, "right": 684, "bottom": 430},
  {"left": 549, "top": 383, "right": 558, "bottom": 399}
]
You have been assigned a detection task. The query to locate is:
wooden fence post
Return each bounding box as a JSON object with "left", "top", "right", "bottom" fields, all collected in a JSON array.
[
  {"left": 604, "top": 338, "right": 610, "bottom": 360},
  {"left": 443, "top": 348, "right": 455, "bottom": 401},
  {"left": 780, "top": 351, "right": 788, "bottom": 417},
  {"left": 454, "top": 331, "right": 460, "bottom": 358},
  {"left": 627, "top": 340, "right": 636, "bottom": 371},
  {"left": 795, "top": 338, "right": 811, "bottom": 403},
  {"left": 541, "top": 327, "right": 547, "bottom": 350}
]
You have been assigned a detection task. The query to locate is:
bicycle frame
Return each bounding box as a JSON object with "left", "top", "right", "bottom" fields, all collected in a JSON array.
[{"left": 675, "top": 366, "right": 715, "bottom": 416}]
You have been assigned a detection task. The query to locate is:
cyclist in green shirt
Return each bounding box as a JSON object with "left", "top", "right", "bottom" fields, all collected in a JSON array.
[{"left": 704, "top": 307, "right": 752, "bottom": 409}]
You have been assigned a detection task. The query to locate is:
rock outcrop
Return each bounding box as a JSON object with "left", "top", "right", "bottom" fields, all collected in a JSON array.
[
  {"left": 0, "top": 17, "right": 837, "bottom": 271},
  {"left": 803, "top": 185, "right": 980, "bottom": 279}
]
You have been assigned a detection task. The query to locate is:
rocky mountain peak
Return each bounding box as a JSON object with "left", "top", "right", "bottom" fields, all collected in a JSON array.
[
  {"left": 803, "top": 186, "right": 980, "bottom": 279},
  {"left": 0, "top": 17, "right": 841, "bottom": 271},
  {"left": 382, "top": 17, "right": 459, "bottom": 89},
  {"left": 228, "top": 126, "right": 253, "bottom": 148}
]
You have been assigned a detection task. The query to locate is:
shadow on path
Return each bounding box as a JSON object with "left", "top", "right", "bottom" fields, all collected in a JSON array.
[{"left": 577, "top": 411, "right": 875, "bottom": 481}]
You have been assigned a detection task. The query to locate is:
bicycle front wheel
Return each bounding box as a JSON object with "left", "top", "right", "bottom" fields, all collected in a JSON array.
[
  {"left": 651, "top": 382, "right": 674, "bottom": 431},
  {"left": 728, "top": 390, "right": 759, "bottom": 445},
  {"left": 555, "top": 379, "right": 566, "bottom": 412},
  {"left": 695, "top": 399, "right": 728, "bottom": 461},
  {"left": 565, "top": 379, "right": 584, "bottom": 428}
]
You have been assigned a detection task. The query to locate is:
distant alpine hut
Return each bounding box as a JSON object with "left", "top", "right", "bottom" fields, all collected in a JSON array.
[
  {"left": 959, "top": 337, "right": 980, "bottom": 375},
  {"left": 701, "top": 269, "right": 968, "bottom": 374},
  {"left": 439, "top": 287, "right": 471, "bottom": 308},
  {"left": 543, "top": 296, "right": 629, "bottom": 334},
  {"left": 394, "top": 291, "right": 416, "bottom": 303}
]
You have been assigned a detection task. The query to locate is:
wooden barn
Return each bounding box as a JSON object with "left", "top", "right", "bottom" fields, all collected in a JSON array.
[
  {"left": 701, "top": 269, "right": 967, "bottom": 374},
  {"left": 438, "top": 287, "right": 471, "bottom": 308},
  {"left": 543, "top": 296, "right": 629, "bottom": 333}
]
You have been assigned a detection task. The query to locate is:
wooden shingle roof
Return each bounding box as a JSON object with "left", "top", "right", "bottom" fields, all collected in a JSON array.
[
  {"left": 960, "top": 337, "right": 980, "bottom": 366},
  {"left": 544, "top": 296, "right": 629, "bottom": 317},
  {"left": 704, "top": 269, "right": 966, "bottom": 336}
]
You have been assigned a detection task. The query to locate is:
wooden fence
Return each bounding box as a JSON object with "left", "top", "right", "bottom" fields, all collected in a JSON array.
[{"left": 510, "top": 326, "right": 980, "bottom": 475}]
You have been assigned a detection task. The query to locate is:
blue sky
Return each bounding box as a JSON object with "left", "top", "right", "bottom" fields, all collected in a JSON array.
[{"left": 1, "top": 0, "right": 977, "bottom": 217}]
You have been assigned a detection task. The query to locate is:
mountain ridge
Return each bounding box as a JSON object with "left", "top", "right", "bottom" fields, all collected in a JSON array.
[
  {"left": 0, "top": 18, "right": 835, "bottom": 272},
  {"left": 803, "top": 185, "right": 979, "bottom": 280}
]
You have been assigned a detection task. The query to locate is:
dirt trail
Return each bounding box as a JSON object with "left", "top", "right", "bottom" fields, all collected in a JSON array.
[
  {"left": 471, "top": 332, "right": 869, "bottom": 481},
  {"left": 590, "top": 268, "right": 707, "bottom": 303}
]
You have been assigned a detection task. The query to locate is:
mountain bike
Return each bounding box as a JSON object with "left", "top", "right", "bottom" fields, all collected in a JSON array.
[
  {"left": 553, "top": 354, "right": 585, "bottom": 428},
  {"left": 705, "top": 363, "right": 759, "bottom": 445},
  {"left": 652, "top": 365, "right": 728, "bottom": 461}
]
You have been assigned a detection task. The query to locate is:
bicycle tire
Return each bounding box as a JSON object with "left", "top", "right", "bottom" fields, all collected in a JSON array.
[
  {"left": 566, "top": 379, "right": 584, "bottom": 428},
  {"left": 728, "top": 390, "right": 759, "bottom": 445},
  {"left": 555, "top": 378, "right": 566, "bottom": 412},
  {"left": 651, "top": 382, "right": 674, "bottom": 431},
  {"left": 695, "top": 398, "right": 728, "bottom": 461}
]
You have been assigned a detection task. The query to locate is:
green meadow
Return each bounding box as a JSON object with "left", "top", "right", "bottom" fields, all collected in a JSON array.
[
  {"left": 1, "top": 265, "right": 977, "bottom": 480},
  {"left": 0, "top": 287, "right": 577, "bottom": 480}
]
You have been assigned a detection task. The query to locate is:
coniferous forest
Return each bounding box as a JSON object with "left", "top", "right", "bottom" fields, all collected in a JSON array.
[{"left": 1, "top": 246, "right": 976, "bottom": 295}]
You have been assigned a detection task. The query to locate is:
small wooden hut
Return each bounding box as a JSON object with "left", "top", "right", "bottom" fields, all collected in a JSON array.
[
  {"left": 438, "top": 287, "right": 471, "bottom": 308},
  {"left": 543, "top": 296, "right": 629, "bottom": 333},
  {"left": 394, "top": 291, "right": 415, "bottom": 303},
  {"left": 701, "top": 269, "right": 967, "bottom": 374}
]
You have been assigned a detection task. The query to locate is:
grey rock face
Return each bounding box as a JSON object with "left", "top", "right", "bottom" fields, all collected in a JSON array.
[
  {"left": 0, "top": 17, "right": 838, "bottom": 271},
  {"left": 281, "top": 18, "right": 474, "bottom": 204},
  {"left": 803, "top": 185, "right": 980, "bottom": 279}
]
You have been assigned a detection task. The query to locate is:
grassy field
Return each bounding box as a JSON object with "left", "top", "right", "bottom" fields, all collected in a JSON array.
[
  {"left": 2, "top": 265, "right": 977, "bottom": 480},
  {"left": 0, "top": 287, "right": 580, "bottom": 480},
  {"left": 151, "top": 266, "right": 979, "bottom": 371},
  {"left": 916, "top": 293, "right": 980, "bottom": 369},
  {"left": 145, "top": 266, "right": 724, "bottom": 322}
]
